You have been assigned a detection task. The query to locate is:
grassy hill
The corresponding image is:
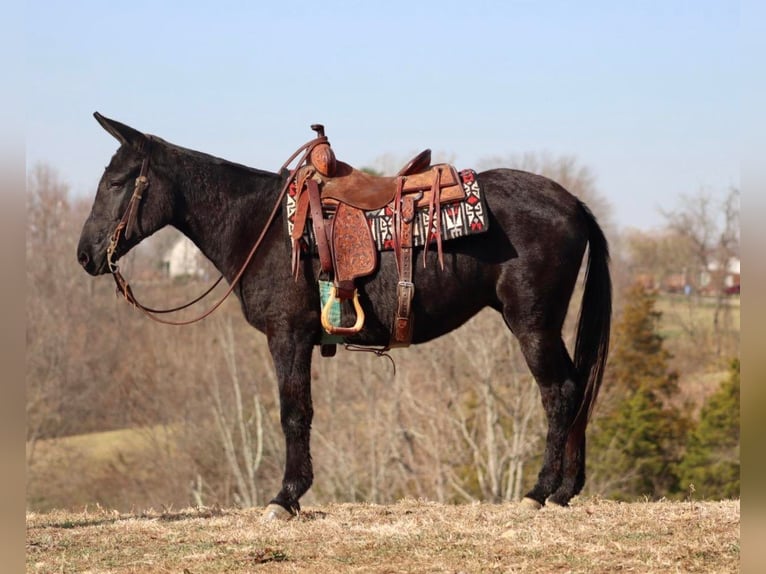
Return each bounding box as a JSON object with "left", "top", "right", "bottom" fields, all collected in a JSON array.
[
  {"left": 26, "top": 498, "right": 739, "bottom": 573},
  {"left": 26, "top": 426, "right": 179, "bottom": 512}
]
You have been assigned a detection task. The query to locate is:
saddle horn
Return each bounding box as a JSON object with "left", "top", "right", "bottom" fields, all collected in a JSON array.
[{"left": 308, "top": 123, "right": 336, "bottom": 177}]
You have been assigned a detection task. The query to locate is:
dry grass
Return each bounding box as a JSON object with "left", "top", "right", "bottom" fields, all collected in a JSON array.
[{"left": 26, "top": 498, "right": 739, "bottom": 573}]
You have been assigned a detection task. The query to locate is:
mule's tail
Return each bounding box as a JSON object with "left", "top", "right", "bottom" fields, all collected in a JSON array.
[{"left": 573, "top": 202, "right": 612, "bottom": 429}]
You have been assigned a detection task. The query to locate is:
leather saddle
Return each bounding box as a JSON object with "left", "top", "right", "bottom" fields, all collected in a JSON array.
[{"left": 289, "top": 125, "right": 466, "bottom": 352}]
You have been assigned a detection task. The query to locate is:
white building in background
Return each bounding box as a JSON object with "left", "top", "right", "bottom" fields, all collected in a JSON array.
[
  {"left": 700, "top": 257, "right": 741, "bottom": 290},
  {"left": 162, "top": 236, "right": 204, "bottom": 278}
]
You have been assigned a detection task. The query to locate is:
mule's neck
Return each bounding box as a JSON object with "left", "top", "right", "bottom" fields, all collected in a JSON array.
[{"left": 159, "top": 144, "right": 285, "bottom": 281}]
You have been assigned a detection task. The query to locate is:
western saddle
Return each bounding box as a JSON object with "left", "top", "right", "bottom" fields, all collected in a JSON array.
[{"left": 289, "top": 125, "right": 465, "bottom": 353}]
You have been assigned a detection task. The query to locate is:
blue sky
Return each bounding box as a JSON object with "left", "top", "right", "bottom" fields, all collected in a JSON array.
[{"left": 26, "top": 0, "right": 738, "bottom": 230}]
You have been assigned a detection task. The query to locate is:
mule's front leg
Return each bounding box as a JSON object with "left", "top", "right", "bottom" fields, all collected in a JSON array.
[{"left": 264, "top": 332, "right": 314, "bottom": 520}]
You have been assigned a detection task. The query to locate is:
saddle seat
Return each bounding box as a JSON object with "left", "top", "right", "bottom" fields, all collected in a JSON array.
[
  {"left": 318, "top": 161, "right": 399, "bottom": 211},
  {"left": 315, "top": 147, "right": 443, "bottom": 212},
  {"left": 318, "top": 157, "right": 464, "bottom": 211}
]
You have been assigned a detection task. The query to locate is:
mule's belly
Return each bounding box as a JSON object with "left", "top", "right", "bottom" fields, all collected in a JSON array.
[{"left": 344, "top": 248, "right": 499, "bottom": 347}]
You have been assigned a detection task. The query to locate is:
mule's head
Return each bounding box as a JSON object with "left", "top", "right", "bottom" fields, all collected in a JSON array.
[{"left": 77, "top": 113, "right": 176, "bottom": 275}]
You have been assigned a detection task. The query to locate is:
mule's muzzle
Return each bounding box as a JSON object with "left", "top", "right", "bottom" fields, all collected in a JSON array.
[
  {"left": 77, "top": 240, "right": 110, "bottom": 276},
  {"left": 77, "top": 249, "right": 90, "bottom": 268}
]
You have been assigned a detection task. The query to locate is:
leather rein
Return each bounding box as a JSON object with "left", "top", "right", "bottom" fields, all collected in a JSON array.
[{"left": 107, "top": 135, "right": 328, "bottom": 325}]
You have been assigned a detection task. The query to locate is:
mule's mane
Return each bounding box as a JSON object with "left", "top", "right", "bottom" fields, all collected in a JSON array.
[{"left": 151, "top": 135, "right": 281, "bottom": 182}]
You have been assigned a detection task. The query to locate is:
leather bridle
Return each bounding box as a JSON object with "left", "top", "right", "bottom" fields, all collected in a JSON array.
[
  {"left": 106, "top": 135, "right": 328, "bottom": 325},
  {"left": 106, "top": 139, "right": 151, "bottom": 273}
]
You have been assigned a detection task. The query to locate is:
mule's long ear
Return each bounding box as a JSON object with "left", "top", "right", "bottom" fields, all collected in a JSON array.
[{"left": 94, "top": 112, "right": 148, "bottom": 149}]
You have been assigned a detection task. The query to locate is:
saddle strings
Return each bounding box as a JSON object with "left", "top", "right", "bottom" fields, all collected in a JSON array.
[{"left": 343, "top": 344, "right": 397, "bottom": 373}]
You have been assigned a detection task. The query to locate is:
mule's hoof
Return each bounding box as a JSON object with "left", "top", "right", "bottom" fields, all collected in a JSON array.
[
  {"left": 262, "top": 503, "right": 294, "bottom": 522},
  {"left": 520, "top": 497, "right": 543, "bottom": 510},
  {"left": 546, "top": 499, "right": 566, "bottom": 508}
]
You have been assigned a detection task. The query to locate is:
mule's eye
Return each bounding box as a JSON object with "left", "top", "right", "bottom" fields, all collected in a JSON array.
[{"left": 108, "top": 178, "right": 126, "bottom": 191}]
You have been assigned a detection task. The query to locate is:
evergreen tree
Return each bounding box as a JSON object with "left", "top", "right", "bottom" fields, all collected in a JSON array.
[
  {"left": 604, "top": 284, "right": 677, "bottom": 398},
  {"left": 587, "top": 284, "right": 689, "bottom": 500},
  {"left": 679, "top": 359, "right": 740, "bottom": 499}
]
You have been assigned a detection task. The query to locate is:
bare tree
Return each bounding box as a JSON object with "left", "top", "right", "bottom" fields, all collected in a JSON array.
[
  {"left": 207, "top": 316, "right": 267, "bottom": 507},
  {"left": 661, "top": 187, "right": 740, "bottom": 357},
  {"left": 436, "top": 310, "right": 544, "bottom": 502},
  {"left": 661, "top": 188, "right": 739, "bottom": 284},
  {"left": 621, "top": 228, "right": 696, "bottom": 290},
  {"left": 26, "top": 164, "right": 77, "bottom": 453}
]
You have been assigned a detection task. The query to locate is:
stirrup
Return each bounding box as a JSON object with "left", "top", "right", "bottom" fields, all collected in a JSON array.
[{"left": 321, "top": 285, "right": 365, "bottom": 336}]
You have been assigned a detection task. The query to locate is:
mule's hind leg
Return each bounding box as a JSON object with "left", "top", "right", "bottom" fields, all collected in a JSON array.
[
  {"left": 512, "top": 329, "right": 584, "bottom": 507},
  {"left": 264, "top": 331, "right": 315, "bottom": 519},
  {"left": 547, "top": 426, "right": 586, "bottom": 506}
]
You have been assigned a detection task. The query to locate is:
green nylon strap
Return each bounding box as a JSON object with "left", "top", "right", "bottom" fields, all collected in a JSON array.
[{"left": 318, "top": 280, "right": 345, "bottom": 344}]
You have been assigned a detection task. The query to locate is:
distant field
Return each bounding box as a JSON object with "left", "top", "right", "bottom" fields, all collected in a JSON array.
[
  {"left": 655, "top": 293, "right": 740, "bottom": 341},
  {"left": 653, "top": 293, "right": 739, "bottom": 408},
  {"left": 28, "top": 426, "right": 173, "bottom": 464},
  {"left": 27, "top": 426, "right": 177, "bottom": 512},
  {"left": 26, "top": 498, "right": 739, "bottom": 573}
]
